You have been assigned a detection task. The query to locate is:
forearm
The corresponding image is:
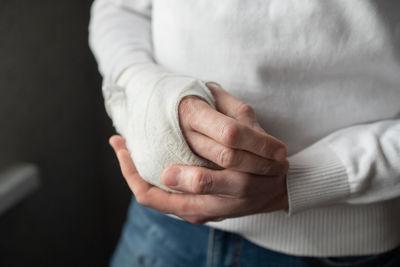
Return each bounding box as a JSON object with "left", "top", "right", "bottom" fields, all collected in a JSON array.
[
  {"left": 89, "top": 0, "right": 153, "bottom": 84},
  {"left": 89, "top": 0, "right": 215, "bottom": 189}
]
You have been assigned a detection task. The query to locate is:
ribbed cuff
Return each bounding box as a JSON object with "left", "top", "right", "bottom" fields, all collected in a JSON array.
[{"left": 286, "top": 141, "right": 350, "bottom": 215}]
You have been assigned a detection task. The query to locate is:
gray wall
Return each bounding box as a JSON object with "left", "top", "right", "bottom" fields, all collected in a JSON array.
[{"left": 0, "top": 1, "right": 131, "bottom": 266}]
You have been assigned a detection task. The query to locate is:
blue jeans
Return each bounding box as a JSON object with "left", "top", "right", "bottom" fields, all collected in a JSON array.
[{"left": 110, "top": 198, "right": 400, "bottom": 267}]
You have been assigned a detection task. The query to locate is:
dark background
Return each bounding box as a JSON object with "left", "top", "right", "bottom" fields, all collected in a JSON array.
[{"left": 0, "top": 1, "right": 131, "bottom": 266}]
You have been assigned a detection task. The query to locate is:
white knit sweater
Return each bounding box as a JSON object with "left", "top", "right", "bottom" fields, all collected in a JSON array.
[{"left": 89, "top": 0, "right": 400, "bottom": 256}]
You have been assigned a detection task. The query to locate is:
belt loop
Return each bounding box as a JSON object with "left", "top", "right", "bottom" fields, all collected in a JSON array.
[{"left": 207, "top": 228, "right": 216, "bottom": 267}]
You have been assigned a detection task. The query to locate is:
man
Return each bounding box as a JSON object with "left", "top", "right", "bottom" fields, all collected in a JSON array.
[{"left": 89, "top": 0, "right": 400, "bottom": 266}]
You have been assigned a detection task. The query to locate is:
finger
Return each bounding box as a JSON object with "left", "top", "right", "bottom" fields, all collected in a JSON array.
[
  {"left": 109, "top": 137, "right": 153, "bottom": 196},
  {"left": 206, "top": 82, "right": 263, "bottom": 131},
  {"left": 145, "top": 186, "right": 280, "bottom": 224},
  {"left": 117, "top": 149, "right": 153, "bottom": 195},
  {"left": 178, "top": 95, "right": 206, "bottom": 129},
  {"left": 142, "top": 188, "right": 244, "bottom": 223},
  {"left": 187, "top": 99, "right": 287, "bottom": 161},
  {"left": 181, "top": 214, "right": 226, "bottom": 224},
  {"left": 109, "top": 135, "right": 126, "bottom": 152},
  {"left": 185, "top": 131, "right": 278, "bottom": 175},
  {"left": 162, "top": 166, "right": 281, "bottom": 198},
  {"left": 109, "top": 135, "right": 136, "bottom": 178},
  {"left": 130, "top": 174, "right": 263, "bottom": 223}
]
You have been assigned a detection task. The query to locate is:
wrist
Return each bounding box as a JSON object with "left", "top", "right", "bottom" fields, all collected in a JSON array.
[{"left": 265, "top": 175, "right": 289, "bottom": 213}]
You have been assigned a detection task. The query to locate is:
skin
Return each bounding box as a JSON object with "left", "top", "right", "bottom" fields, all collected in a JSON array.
[{"left": 109, "top": 82, "right": 290, "bottom": 224}]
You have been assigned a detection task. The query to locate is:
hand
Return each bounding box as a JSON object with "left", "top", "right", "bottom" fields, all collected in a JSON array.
[
  {"left": 109, "top": 135, "right": 288, "bottom": 224},
  {"left": 179, "top": 82, "right": 287, "bottom": 175}
]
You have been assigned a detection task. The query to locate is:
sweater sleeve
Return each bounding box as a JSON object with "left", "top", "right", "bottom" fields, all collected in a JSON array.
[
  {"left": 88, "top": 0, "right": 215, "bottom": 190},
  {"left": 286, "top": 118, "right": 400, "bottom": 214}
]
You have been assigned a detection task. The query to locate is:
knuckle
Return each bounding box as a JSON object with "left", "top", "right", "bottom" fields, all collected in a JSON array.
[
  {"left": 178, "top": 97, "right": 195, "bottom": 119},
  {"left": 191, "top": 170, "right": 213, "bottom": 194},
  {"left": 237, "top": 103, "right": 255, "bottom": 118},
  {"left": 218, "top": 148, "right": 237, "bottom": 168},
  {"left": 177, "top": 200, "right": 191, "bottom": 214},
  {"left": 220, "top": 123, "right": 239, "bottom": 146}
]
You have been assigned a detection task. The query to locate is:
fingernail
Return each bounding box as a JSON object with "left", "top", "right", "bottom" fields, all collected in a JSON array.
[
  {"left": 163, "top": 167, "right": 181, "bottom": 186},
  {"left": 206, "top": 82, "right": 222, "bottom": 89},
  {"left": 274, "top": 148, "right": 286, "bottom": 161}
]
